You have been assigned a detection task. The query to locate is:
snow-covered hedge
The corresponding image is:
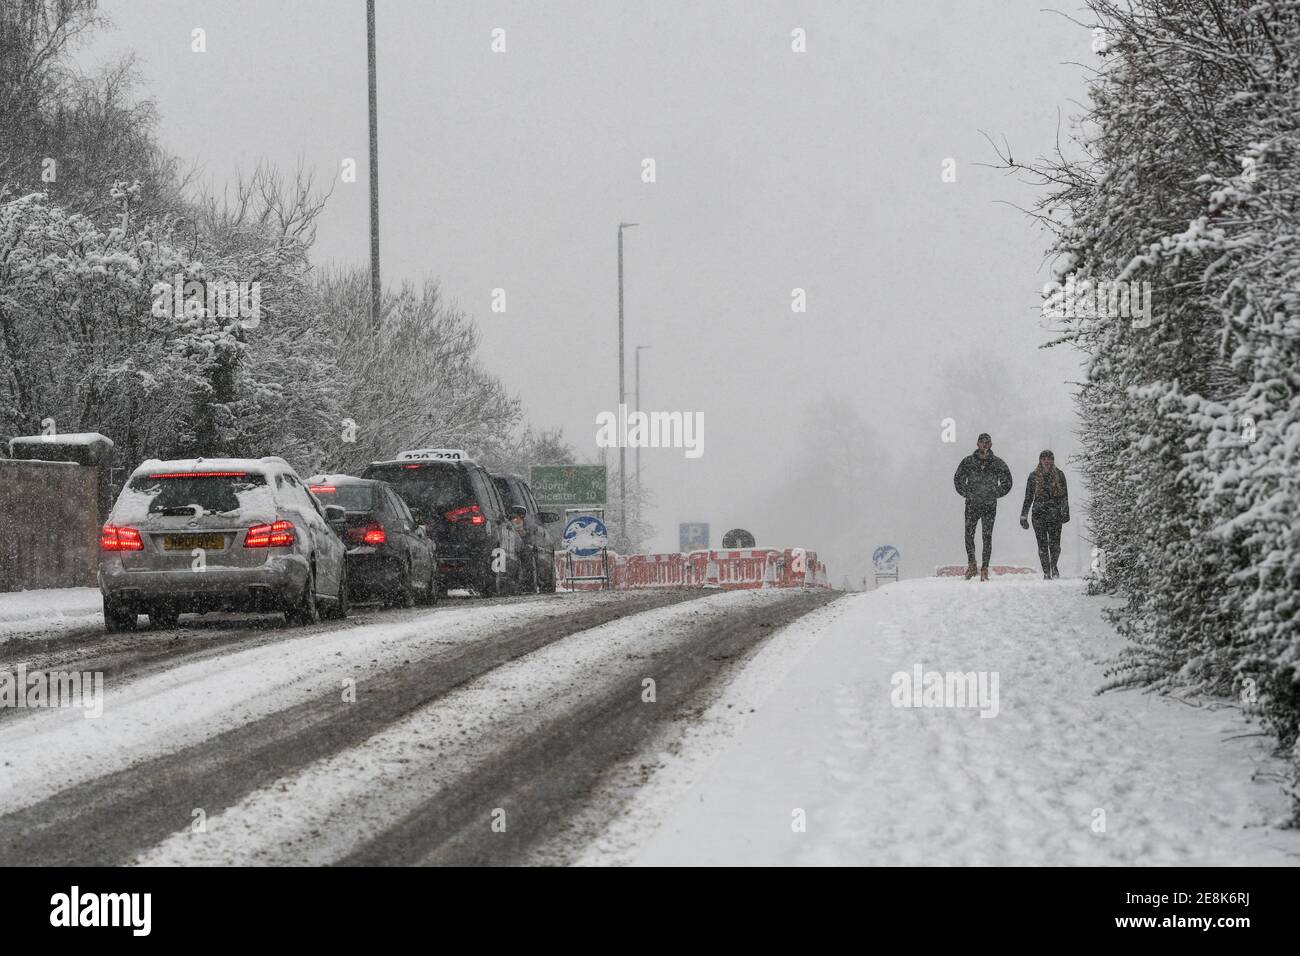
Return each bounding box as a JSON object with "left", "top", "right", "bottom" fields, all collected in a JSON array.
[{"left": 1016, "top": 1, "right": 1300, "bottom": 813}]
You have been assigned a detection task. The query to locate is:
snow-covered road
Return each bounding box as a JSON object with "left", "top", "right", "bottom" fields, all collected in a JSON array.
[
  {"left": 0, "top": 586, "right": 834, "bottom": 864},
  {"left": 1, "top": 579, "right": 1294, "bottom": 866},
  {"left": 583, "top": 578, "right": 1300, "bottom": 866}
]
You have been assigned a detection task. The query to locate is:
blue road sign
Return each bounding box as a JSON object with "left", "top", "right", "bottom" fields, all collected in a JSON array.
[
  {"left": 872, "top": 545, "right": 900, "bottom": 572},
  {"left": 563, "top": 515, "right": 608, "bottom": 557},
  {"left": 679, "top": 522, "right": 709, "bottom": 552}
]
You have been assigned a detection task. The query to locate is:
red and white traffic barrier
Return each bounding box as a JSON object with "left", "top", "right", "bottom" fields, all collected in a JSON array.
[
  {"left": 934, "top": 564, "right": 1037, "bottom": 577},
  {"left": 555, "top": 552, "right": 619, "bottom": 591},
  {"left": 774, "top": 548, "right": 830, "bottom": 589},
  {"left": 699, "top": 549, "right": 781, "bottom": 589},
  {"left": 618, "top": 552, "right": 688, "bottom": 588},
  {"left": 554, "top": 547, "right": 832, "bottom": 592}
]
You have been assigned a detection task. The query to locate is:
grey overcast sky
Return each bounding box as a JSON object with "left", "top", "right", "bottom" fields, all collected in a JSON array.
[{"left": 78, "top": 1, "right": 1091, "bottom": 572}]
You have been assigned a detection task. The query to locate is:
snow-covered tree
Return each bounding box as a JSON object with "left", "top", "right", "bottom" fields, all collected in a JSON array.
[
  {"left": 1, "top": 1, "right": 189, "bottom": 224},
  {"left": 0, "top": 187, "right": 187, "bottom": 457},
  {"left": 314, "top": 267, "right": 523, "bottom": 474}
]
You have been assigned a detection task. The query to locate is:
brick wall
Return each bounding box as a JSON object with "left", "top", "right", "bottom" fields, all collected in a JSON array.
[{"left": 0, "top": 460, "right": 98, "bottom": 591}]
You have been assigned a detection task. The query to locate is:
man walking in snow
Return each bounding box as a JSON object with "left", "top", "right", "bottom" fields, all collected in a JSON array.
[{"left": 953, "top": 432, "right": 1013, "bottom": 581}]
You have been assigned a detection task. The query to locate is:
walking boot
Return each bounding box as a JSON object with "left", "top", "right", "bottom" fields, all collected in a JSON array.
[
  {"left": 979, "top": 565, "right": 989, "bottom": 582},
  {"left": 964, "top": 562, "right": 978, "bottom": 580}
]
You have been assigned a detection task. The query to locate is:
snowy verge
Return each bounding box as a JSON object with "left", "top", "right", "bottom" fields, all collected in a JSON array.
[{"left": 0, "top": 587, "right": 103, "bottom": 641}]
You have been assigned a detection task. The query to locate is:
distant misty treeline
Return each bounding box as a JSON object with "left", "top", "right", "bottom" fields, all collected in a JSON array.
[
  {"left": 0, "top": 1, "right": 573, "bottom": 483},
  {"left": 1005, "top": 0, "right": 1300, "bottom": 811}
]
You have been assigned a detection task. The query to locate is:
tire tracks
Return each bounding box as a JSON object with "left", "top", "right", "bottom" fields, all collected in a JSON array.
[
  {"left": 0, "top": 594, "right": 554, "bottom": 727},
  {"left": 340, "top": 589, "right": 841, "bottom": 865},
  {"left": 0, "top": 589, "right": 705, "bottom": 865}
]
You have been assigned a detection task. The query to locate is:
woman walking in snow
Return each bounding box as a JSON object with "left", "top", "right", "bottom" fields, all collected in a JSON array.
[{"left": 1019, "top": 450, "right": 1069, "bottom": 579}]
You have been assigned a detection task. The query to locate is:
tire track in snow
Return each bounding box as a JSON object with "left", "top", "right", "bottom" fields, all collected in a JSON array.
[
  {"left": 0, "top": 594, "right": 551, "bottom": 727},
  {"left": 0, "top": 589, "right": 703, "bottom": 865},
  {"left": 337, "top": 589, "right": 840, "bottom": 866}
]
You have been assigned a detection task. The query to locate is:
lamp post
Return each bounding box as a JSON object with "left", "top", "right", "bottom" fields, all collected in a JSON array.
[
  {"left": 635, "top": 345, "right": 651, "bottom": 494},
  {"left": 366, "top": 0, "right": 381, "bottom": 328},
  {"left": 617, "top": 221, "right": 638, "bottom": 548}
]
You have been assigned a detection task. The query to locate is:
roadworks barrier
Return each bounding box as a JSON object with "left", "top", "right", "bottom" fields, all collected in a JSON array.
[
  {"left": 557, "top": 547, "right": 830, "bottom": 592},
  {"left": 934, "top": 564, "right": 1037, "bottom": 577}
]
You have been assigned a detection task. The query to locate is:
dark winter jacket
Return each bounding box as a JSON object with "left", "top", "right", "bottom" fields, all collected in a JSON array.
[
  {"left": 1021, "top": 466, "right": 1070, "bottom": 522},
  {"left": 953, "top": 452, "right": 1013, "bottom": 504}
]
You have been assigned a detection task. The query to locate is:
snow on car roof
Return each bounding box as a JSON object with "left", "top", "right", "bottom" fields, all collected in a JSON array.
[
  {"left": 130, "top": 457, "right": 296, "bottom": 478},
  {"left": 306, "top": 474, "right": 374, "bottom": 486},
  {"left": 112, "top": 459, "right": 282, "bottom": 523},
  {"left": 368, "top": 457, "right": 477, "bottom": 467}
]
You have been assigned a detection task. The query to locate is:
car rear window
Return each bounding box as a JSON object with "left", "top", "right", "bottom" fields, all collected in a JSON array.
[
  {"left": 364, "top": 462, "right": 471, "bottom": 515},
  {"left": 124, "top": 471, "right": 270, "bottom": 516},
  {"left": 309, "top": 483, "right": 375, "bottom": 512}
]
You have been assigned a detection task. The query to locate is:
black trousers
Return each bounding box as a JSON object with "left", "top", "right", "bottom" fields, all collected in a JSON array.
[
  {"left": 964, "top": 500, "right": 997, "bottom": 566},
  {"left": 1031, "top": 511, "right": 1063, "bottom": 575}
]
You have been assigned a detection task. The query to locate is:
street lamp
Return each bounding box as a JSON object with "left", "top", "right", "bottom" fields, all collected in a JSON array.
[
  {"left": 366, "top": 0, "right": 381, "bottom": 329},
  {"left": 635, "top": 345, "right": 651, "bottom": 493},
  {"left": 617, "top": 221, "right": 638, "bottom": 548}
]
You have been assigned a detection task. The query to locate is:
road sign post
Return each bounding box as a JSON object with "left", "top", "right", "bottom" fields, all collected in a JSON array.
[{"left": 872, "top": 544, "right": 900, "bottom": 586}]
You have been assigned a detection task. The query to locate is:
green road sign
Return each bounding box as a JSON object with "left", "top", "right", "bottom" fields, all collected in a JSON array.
[{"left": 529, "top": 465, "right": 607, "bottom": 506}]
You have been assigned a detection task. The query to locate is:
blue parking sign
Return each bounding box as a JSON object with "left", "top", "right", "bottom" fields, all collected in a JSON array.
[{"left": 679, "top": 522, "right": 709, "bottom": 552}]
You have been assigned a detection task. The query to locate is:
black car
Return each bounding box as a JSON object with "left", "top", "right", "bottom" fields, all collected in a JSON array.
[
  {"left": 307, "top": 474, "right": 437, "bottom": 607},
  {"left": 492, "top": 473, "right": 560, "bottom": 593},
  {"left": 360, "top": 451, "right": 524, "bottom": 597}
]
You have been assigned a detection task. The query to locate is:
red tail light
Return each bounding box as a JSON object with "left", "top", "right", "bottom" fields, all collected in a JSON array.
[
  {"left": 149, "top": 471, "right": 247, "bottom": 479},
  {"left": 309, "top": 485, "right": 337, "bottom": 494},
  {"left": 445, "top": 505, "right": 485, "bottom": 525},
  {"left": 347, "top": 522, "right": 386, "bottom": 546},
  {"left": 101, "top": 525, "right": 143, "bottom": 551},
  {"left": 245, "top": 519, "right": 295, "bottom": 548}
]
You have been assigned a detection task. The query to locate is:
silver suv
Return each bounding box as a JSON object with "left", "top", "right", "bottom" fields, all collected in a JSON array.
[{"left": 99, "top": 457, "right": 348, "bottom": 630}]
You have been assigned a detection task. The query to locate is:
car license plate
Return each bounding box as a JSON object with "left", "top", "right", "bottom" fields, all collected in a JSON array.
[{"left": 163, "top": 533, "right": 225, "bottom": 551}]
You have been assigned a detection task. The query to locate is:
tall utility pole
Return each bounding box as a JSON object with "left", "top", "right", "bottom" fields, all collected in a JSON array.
[
  {"left": 617, "top": 221, "right": 638, "bottom": 547},
  {"left": 635, "top": 345, "right": 651, "bottom": 490},
  {"left": 367, "top": 0, "right": 381, "bottom": 328}
]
